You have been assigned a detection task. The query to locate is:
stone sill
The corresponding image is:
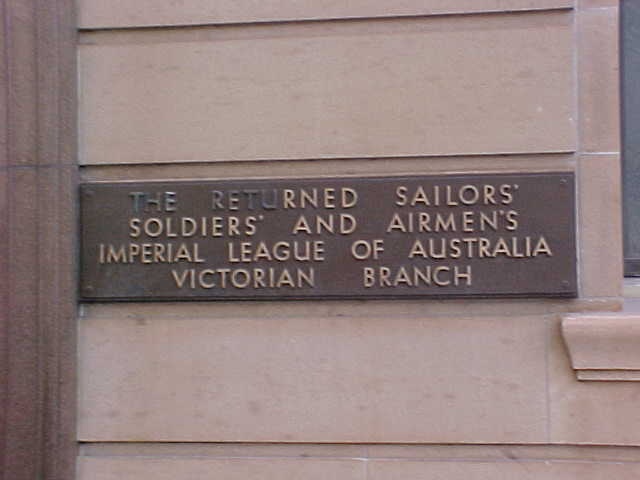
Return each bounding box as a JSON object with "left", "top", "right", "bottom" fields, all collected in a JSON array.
[
  {"left": 562, "top": 292, "right": 640, "bottom": 381},
  {"left": 623, "top": 277, "right": 640, "bottom": 298}
]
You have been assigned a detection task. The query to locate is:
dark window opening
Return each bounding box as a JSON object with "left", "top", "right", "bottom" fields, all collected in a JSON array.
[{"left": 622, "top": 0, "right": 640, "bottom": 275}]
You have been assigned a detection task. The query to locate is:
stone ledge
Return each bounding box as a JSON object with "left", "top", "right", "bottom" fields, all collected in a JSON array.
[{"left": 562, "top": 303, "right": 640, "bottom": 381}]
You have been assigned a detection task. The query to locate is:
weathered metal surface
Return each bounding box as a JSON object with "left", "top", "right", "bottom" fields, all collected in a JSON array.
[{"left": 80, "top": 173, "right": 577, "bottom": 301}]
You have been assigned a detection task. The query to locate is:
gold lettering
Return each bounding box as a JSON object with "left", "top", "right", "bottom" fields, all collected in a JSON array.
[
  {"left": 273, "top": 241, "right": 289, "bottom": 261},
  {"left": 459, "top": 185, "right": 480, "bottom": 205},
  {"left": 228, "top": 216, "right": 240, "bottom": 236},
  {"left": 153, "top": 243, "right": 166, "bottom": 262},
  {"left": 454, "top": 265, "right": 472, "bottom": 286},
  {"left": 140, "top": 243, "right": 152, "bottom": 263},
  {"left": 227, "top": 190, "right": 240, "bottom": 211},
  {"left": 174, "top": 243, "right": 193, "bottom": 262},
  {"left": 379, "top": 267, "right": 392, "bottom": 287},
  {"left": 313, "top": 241, "right": 325, "bottom": 261},
  {"left": 323, "top": 188, "right": 336, "bottom": 209},
  {"left": 193, "top": 243, "right": 204, "bottom": 262},
  {"left": 211, "top": 217, "right": 223, "bottom": 236},
  {"left": 165, "top": 218, "right": 177, "bottom": 237},
  {"left": 254, "top": 268, "right": 266, "bottom": 288},
  {"left": 292, "top": 215, "right": 312, "bottom": 234},
  {"left": 277, "top": 269, "right": 295, "bottom": 288},
  {"left": 483, "top": 184, "right": 496, "bottom": 205},
  {"left": 240, "top": 242, "right": 252, "bottom": 262},
  {"left": 298, "top": 267, "right": 315, "bottom": 287},
  {"left": 387, "top": 213, "right": 407, "bottom": 233},
  {"left": 227, "top": 240, "right": 324, "bottom": 263},
  {"left": 492, "top": 237, "right": 511, "bottom": 256},
  {"left": 445, "top": 186, "right": 458, "bottom": 206},
  {"left": 181, "top": 217, "right": 197, "bottom": 237},
  {"left": 413, "top": 266, "right": 431, "bottom": 285},
  {"left": 363, "top": 267, "right": 375, "bottom": 287},
  {"left": 340, "top": 214, "right": 357, "bottom": 234},
  {"left": 129, "top": 218, "right": 141, "bottom": 238},
  {"left": 199, "top": 269, "right": 216, "bottom": 288},
  {"left": 434, "top": 213, "right": 455, "bottom": 232},
  {"left": 143, "top": 218, "right": 163, "bottom": 237},
  {"left": 505, "top": 210, "right": 519, "bottom": 231},
  {"left": 479, "top": 211, "right": 498, "bottom": 231},
  {"left": 217, "top": 268, "right": 230, "bottom": 288},
  {"left": 300, "top": 188, "right": 318, "bottom": 208},
  {"left": 342, "top": 188, "right": 358, "bottom": 208},
  {"left": 227, "top": 242, "right": 240, "bottom": 262},
  {"left": 360, "top": 265, "right": 472, "bottom": 288},
  {"left": 408, "top": 239, "right": 427, "bottom": 258},
  {"left": 449, "top": 238, "right": 462, "bottom": 259},
  {"left": 478, "top": 238, "right": 491, "bottom": 258},
  {"left": 500, "top": 184, "right": 514, "bottom": 204},
  {"left": 511, "top": 237, "right": 524, "bottom": 258},
  {"left": 460, "top": 238, "right": 477, "bottom": 257},
  {"left": 107, "top": 244, "right": 127, "bottom": 263},
  {"left": 419, "top": 212, "right": 430, "bottom": 232},
  {"left": 245, "top": 216, "right": 257, "bottom": 236},
  {"left": 394, "top": 266, "right": 412, "bottom": 286},
  {"left": 316, "top": 214, "right": 334, "bottom": 233},
  {"left": 533, "top": 236, "right": 553, "bottom": 256},
  {"left": 433, "top": 266, "right": 451, "bottom": 286},
  {"left": 231, "top": 269, "right": 251, "bottom": 288},
  {"left": 428, "top": 238, "right": 446, "bottom": 259},
  {"left": 254, "top": 241, "right": 272, "bottom": 261},
  {"left": 128, "top": 243, "right": 140, "bottom": 262},
  {"left": 411, "top": 186, "right": 430, "bottom": 207},
  {"left": 395, "top": 186, "right": 408, "bottom": 206},
  {"left": 283, "top": 189, "right": 296, "bottom": 208},
  {"left": 171, "top": 269, "right": 191, "bottom": 288}
]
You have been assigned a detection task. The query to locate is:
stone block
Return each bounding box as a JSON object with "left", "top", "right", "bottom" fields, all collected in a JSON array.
[
  {"left": 78, "top": 456, "right": 365, "bottom": 480},
  {"left": 368, "top": 458, "right": 640, "bottom": 479},
  {"left": 578, "top": 5, "right": 619, "bottom": 152},
  {"left": 578, "top": 154, "right": 622, "bottom": 297},
  {"left": 78, "top": 313, "right": 547, "bottom": 442},
  {"left": 550, "top": 317, "right": 640, "bottom": 445},
  {"left": 78, "top": 11, "right": 574, "bottom": 165}
]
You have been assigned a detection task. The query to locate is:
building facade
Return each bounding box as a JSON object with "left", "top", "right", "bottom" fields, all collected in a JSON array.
[{"left": 2, "top": 1, "right": 635, "bottom": 479}]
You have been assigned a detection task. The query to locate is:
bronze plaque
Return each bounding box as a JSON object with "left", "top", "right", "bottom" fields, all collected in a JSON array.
[{"left": 80, "top": 173, "right": 577, "bottom": 301}]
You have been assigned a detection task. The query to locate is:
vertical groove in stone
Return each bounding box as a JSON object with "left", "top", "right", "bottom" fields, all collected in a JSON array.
[
  {"left": 1, "top": 0, "right": 77, "bottom": 479},
  {"left": 0, "top": 0, "right": 8, "bottom": 475}
]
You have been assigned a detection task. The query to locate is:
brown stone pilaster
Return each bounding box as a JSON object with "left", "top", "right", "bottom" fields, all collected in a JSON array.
[{"left": 0, "top": 0, "right": 76, "bottom": 479}]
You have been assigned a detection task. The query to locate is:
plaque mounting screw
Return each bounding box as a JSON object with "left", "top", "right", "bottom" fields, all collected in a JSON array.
[
  {"left": 83, "top": 285, "right": 94, "bottom": 294},
  {"left": 561, "top": 280, "right": 570, "bottom": 288}
]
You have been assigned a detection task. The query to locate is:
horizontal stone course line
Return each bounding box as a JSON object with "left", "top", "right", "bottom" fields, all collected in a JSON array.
[
  {"left": 78, "top": 153, "right": 579, "bottom": 181},
  {"left": 77, "top": 5, "right": 574, "bottom": 32},
  {"left": 579, "top": 152, "right": 621, "bottom": 155},
  {"left": 78, "top": 297, "right": 622, "bottom": 320},
  {"left": 78, "top": 8, "right": 574, "bottom": 45},
  {"left": 76, "top": 152, "right": 579, "bottom": 168},
  {"left": 77, "top": 443, "right": 640, "bottom": 464},
  {"left": 1, "top": 164, "right": 72, "bottom": 169},
  {"left": 577, "top": 370, "right": 640, "bottom": 381}
]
